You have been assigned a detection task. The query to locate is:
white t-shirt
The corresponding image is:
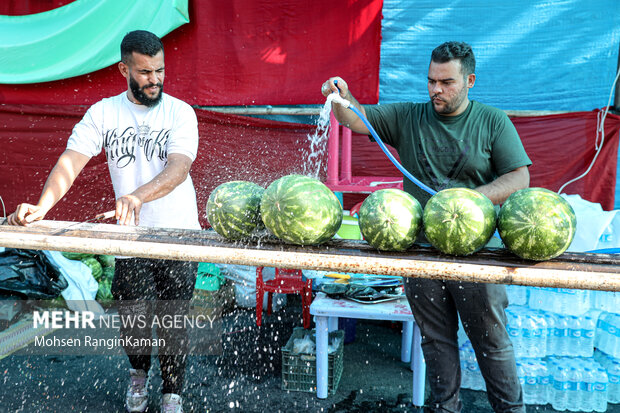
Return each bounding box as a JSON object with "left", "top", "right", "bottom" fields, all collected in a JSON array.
[{"left": 67, "top": 92, "right": 201, "bottom": 230}]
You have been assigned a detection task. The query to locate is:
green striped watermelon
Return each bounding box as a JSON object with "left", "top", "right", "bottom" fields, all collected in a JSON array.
[
  {"left": 206, "top": 181, "right": 264, "bottom": 240},
  {"left": 81, "top": 257, "right": 103, "bottom": 282},
  {"left": 423, "top": 188, "right": 496, "bottom": 256},
  {"left": 498, "top": 187, "right": 576, "bottom": 261},
  {"left": 261, "top": 174, "right": 342, "bottom": 245},
  {"left": 358, "top": 189, "right": 423, "bottom": 251}
]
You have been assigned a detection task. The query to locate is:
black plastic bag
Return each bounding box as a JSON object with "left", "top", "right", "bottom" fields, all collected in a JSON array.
[{"left": 0, "top": 248, "right": 68, "bottom": 299}]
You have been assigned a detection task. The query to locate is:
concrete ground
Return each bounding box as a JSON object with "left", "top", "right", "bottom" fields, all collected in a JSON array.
[{"left": 1, "top": 295, "right": 618, "bottom": 412}]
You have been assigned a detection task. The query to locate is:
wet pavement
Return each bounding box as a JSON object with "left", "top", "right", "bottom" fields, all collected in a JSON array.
[{"left": 1, "top": 296, "right": 618, "bottom": 412}]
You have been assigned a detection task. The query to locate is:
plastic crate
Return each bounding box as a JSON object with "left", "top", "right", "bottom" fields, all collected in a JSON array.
[{"left": 281, "top": 327, "right": 344, "bottom": 394}]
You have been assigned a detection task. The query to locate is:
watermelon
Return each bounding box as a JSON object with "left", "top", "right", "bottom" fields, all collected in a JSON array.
[
  {"left": 96, "top": 254, "right": 115, "bottom": 268},
  {"left": 61, "top": 251, "right": 95, "bottom": 260},
  {"left": 206, "top": 181, "right": 264, "bottom": 240},
  {"left": 498, "top": 187, "right": 576, "bottom": 261},
  {"left": 81, "top": 257, "right": 103, "bottom": 282},
  {"left": 358, "top": 189, "right": 423, "bottom": 251},
  {"left": 96, "top": 278, "right": 114, "bottom": 304},
  {"left": 261, "top": 174, "right": 342, "bottom": 245},
  {"left": 102, "top": 266, "right": 115, "bottom": 283},
  {"left": 423, "top": 188, "right": 496, "bottom": 256}
]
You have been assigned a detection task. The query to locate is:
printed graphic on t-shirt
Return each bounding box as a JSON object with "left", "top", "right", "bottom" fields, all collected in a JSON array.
[
  {"left": 102, "top": 123, "right": 170, "bottom": 168},
  {"left": 416, "top": 136, "right": 470, "bottom": 191}
]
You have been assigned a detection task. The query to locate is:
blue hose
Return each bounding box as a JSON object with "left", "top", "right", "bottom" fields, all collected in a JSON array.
[
  {"left": 346, "top": 104, "right": 436, "bottom": 196},
  {"left": 331, "top": 80, "right": 435, "bottom": 196}
]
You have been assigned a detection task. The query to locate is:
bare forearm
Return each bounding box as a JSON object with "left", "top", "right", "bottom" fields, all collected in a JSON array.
[
  {"left": 38, "top": 150, "right": 90, "bottom": 210},
  {"left": 476, "top": 166, "right": 530, "bottom": 205},
  {"left": 115, "top": 153, "right": 193, "bottom": 225},
  {"left": 332, "top": 91, "right": 369, "bottom": 134},
  {"left": 131, "top": 163, "right": 189, "bottom": 203},
  {"left": 322, "top": 77, "right": 370, "bottom": 135},
  {"left": 7, "top": 149, "right": 90, "bottom": 225}
]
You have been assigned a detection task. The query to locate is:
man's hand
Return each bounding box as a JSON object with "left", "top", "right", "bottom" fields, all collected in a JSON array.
[
  {"left": 7, "top": 203, "right": 50, "bottom": 226},
  {"left": 115, "top": 194, "right": 143, "bottom": 226},
  {"left": 475, "top": 166, "right": 530, "bottom": 205},
  {"left": 320, "top": 76, "right": 369, "bottom": 134},
  {"left": 321, "top": 77, "right": 349, "bottom": 98}
]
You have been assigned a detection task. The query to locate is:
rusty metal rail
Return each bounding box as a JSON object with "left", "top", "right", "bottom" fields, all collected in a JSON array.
[{"left": 1, "top": 219, "right": 619, "bottom": 291}]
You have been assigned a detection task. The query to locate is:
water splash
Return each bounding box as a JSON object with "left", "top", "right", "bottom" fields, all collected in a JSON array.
[{"left": 301, "top": 94, "right": 339, "bottom": 178}]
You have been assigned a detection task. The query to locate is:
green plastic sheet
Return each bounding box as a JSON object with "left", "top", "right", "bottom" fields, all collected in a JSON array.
[{"left": 0, "top": 0, "right": 189, "bottom": 84}]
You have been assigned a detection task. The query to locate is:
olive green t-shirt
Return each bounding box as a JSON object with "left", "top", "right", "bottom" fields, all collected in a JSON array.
[{"left": 364, "top": 100, "right": 532, "bottom": 207}]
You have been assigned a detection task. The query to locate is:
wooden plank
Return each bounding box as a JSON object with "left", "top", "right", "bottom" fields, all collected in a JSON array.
[{"left": 1, "top": 219, "right": 618, "bottom": 291}]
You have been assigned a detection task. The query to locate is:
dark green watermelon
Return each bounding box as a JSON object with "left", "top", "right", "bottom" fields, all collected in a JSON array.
[
  {"left": 206, "top": 181, "right": 264, "bottom": 240},
  {"left": 261, "top": 174, "right": 342, "bottom": 245},
  {"left": 498, "top": 187, "right": 576, "bottom": 261},
  {"left": 423, "top": 188, "right": 496, "bottom": 256},
  {"left": 81, "top": 257, "right": 103, "bottom": 282},
  {"left": 96, "top": 254, "right": 115, "bottom": 268},
  {"left": 358, "top": 189, "right": 423, "bottom": 251},
  {"left": 61, "top": 251, "right": 95, "bottom": 260}
]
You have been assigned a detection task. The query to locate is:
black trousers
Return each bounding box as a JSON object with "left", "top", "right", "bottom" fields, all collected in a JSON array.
[
  {"left": 112, "top": 258, "right": 197, "bottom": 395},
  {"left": 404, "top": 278, "right": 525, "bottom": 413}
]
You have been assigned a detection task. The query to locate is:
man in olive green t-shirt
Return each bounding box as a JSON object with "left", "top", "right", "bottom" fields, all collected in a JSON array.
[{"left": 322, "top": 41, "right": 531, "bottom": 413}]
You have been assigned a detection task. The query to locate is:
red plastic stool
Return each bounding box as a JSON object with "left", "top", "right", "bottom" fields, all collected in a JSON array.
[{"left": 256, "top": 267, "right": 312, "bottom": 329}]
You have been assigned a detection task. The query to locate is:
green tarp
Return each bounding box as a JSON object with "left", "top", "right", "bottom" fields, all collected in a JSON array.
[{"left": 0, "top": 0, "right": 189, "bottom": 84}]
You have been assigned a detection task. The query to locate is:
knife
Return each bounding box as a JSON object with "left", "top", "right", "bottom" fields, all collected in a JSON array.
[{"left": 52, "top": 210, "right": 116, "bottom": 235}]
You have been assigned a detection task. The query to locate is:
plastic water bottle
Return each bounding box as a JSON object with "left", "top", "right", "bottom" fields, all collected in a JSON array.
[
  {"left": 594, "top": 291, "right": 620, "bottom": 313},
  {"left": 529, "top": 287, "right": 551, "bottom": 313},
  {"left": 538, "top": 360, "right": 551, "bottom": 405},
  {"left": 506, "top": 285, "right": 529, "bottom": 306},
  {"left": 596, "top": 312, "right": 610, "bottom": 352},
  {"left": 521, "top": 313, "right": 536, "bottom": 358},
  {"left": 516, "top": 362, "right": 527, "bottom": 402},
  {"left": 566, "top": 365, "right": 582, "bottom": 411},
  {"left": 506, "top": 308, "right": 523, "bottom": 358},
  {"left": 612, "top": 314, "right": 620, "bottom": 358},
  {"left": 543, "top": 311, "right": 556, "bottom": 357},
  {"left": 533, "top": 312, "right": 548, "bottom": 358},
  {"left": 523, "top": 361, "right": 537, "bottom": 405},
  {"left": 552, "top": 365, "right": 569, "bottom": 411},
  {"left": 580, "top": 310, "right": 598, "bottom": 357},
  {"left": 599, "top": 313, "right": 620, "bottom": 358},
  {"left": 594, "top": 367, "right": 608, "bottom": 412},
  {"left": 555, "top": 314, "right": 569, "bottom": 356},
  {"left": 608, "top": 360, "right": 620, "bottom": 404},
  {"left": 580, "top": 367, "right": 595, "bottom": 412},
  {"left": 567, "top": 315, "right": 582, "bottom": 356}
]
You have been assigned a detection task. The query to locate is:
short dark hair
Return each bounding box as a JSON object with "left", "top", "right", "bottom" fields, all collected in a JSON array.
[
  {"left": 120, "top": 30, "right": 164, "bottom": 64},
  {"left": 431, "top": 41, "right": 475, "bottom": 76}
]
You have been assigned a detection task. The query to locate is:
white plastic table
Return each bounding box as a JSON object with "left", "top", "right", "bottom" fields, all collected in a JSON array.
[{"left": 310, "top": 292, "right": 426, "bottom": 406}]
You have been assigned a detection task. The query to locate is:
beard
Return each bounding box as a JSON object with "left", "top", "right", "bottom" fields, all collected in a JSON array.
[
  {"left": 432, "top": 83, "right": 468, "bottom": 115},
  {"left": 129, "top": 75, "right": 163, "bottom": 107}
]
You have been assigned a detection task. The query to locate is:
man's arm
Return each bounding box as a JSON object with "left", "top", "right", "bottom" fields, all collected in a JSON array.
[
  {"left": 475, "top": 165, "right": 530, "bottom": 205},
  {"left": 116, "top": 153, "right": 193, "bottom": 226},
  {"left": 7, "top": 149, "right": 91, "bottom": 225},
  {"left": 321, "top": 77, "right": 370, "bottom": 135}
]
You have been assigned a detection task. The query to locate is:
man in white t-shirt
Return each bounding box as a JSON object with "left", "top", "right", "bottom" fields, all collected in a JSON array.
[{"left": 8, "top": 30, "right": 198, "bottom": 413}]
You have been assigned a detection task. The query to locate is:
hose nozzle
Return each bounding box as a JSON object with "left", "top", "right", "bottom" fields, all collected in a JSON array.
[{"left": 330, "top": 93, "right": 351, "bottom": 108}]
